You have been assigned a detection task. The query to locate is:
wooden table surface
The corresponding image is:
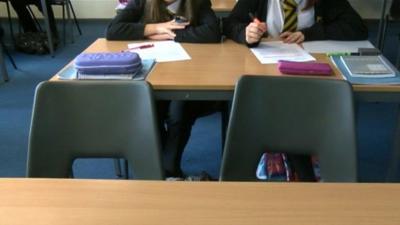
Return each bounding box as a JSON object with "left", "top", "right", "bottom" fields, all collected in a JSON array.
[
  {"left": 54, "top": 39, "right": 342, "bottom": 89},
  {"left": 53, "top": 39, "right": 400, "bottom": 93},
  {"left": 1, "top": 178, "right": 400, "bottom": 225}
]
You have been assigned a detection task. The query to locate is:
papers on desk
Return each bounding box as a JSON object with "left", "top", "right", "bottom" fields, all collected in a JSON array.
[
  {"left": 127, "top": 41, "right": 191, "bottom": 62},
  {"left": 250, "top": 41, "right": 315, "bottom": 64},
  {"left": 303, "top": 40, "right": 374, "bottom": 53}
]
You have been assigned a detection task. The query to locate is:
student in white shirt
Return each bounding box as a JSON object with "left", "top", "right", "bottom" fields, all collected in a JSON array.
[{"left": 224, "top": 0, "right": 368, "bottom": 46}]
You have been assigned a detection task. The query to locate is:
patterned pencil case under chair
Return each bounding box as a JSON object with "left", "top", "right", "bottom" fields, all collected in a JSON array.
[
  {"left": 277, "top": 60, "right": 332, "bottom": 76},
  {"left": 74, "top": 52, "right": 142, "bottom": 75}
]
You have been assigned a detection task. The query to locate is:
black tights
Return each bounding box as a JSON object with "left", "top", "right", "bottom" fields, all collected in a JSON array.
[{"left": 157, "top": 100, "right": 221, "bottom": 177}]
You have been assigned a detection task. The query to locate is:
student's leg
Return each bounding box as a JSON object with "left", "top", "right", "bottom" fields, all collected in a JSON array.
[
  {"left": 163, "top": 101, "right": 221, "bottom": 177},
  {"left": 287, "top": 155, "right": 316, "bottom": 181},
  {"left": 156, "top": 100, "right": 168, "bottom": 147},
  {"left": 9, "top": 0, "right": 38, "bottom": 33},
  {"left": 163, "top": 101, "right": 196, "bottom": 177}
]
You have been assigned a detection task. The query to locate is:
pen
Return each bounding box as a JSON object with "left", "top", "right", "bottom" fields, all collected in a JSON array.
[
  {"left": 128, "top": 44, "right": 154, "bottom": 50},
  {"left": 122, "top": 44, "right": 154, "bottom": 52},
  {"left": 249, "top": 12, "right": 261, "bottom": 24},
  {"left": 326, "top": 52, "right": 360, "bottom": 57}
]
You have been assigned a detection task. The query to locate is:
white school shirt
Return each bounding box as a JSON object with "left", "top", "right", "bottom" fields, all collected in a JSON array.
[
  {"left": 167, "top": 0, "right": 182, "bottom": 14},
  {"left": 266, "top": 0, "right": 315, "bottom": 37}
]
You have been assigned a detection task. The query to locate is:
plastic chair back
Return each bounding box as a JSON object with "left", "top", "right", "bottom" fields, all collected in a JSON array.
[
  {"left": 27, "top": 81, "right": 163, "bottom": 179},
  {"left": 220, "top": 76, "right": 357, "bottom": 182}
]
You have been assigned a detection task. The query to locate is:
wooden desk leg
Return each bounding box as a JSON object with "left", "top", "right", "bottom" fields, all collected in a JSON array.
[{"left": 41, "top": 0, "right": 54, "bottom": 57}]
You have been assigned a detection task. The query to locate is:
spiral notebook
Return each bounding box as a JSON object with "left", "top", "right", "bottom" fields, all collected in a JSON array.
[{"left": 340, "top": 55, "right": 396, "bottom": 78}]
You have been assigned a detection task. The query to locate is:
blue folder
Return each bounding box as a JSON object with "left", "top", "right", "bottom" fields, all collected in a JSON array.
[{"left": 330, "top": 55, "right": 400, "bottom": 85}]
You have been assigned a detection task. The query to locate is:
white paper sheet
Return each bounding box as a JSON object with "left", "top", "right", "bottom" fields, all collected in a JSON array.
[
  {"left": 302, "top": 40, "right": 374, "bottom": 53},
  {"left": 127, "top": 41, "right": 191, "bottom": 62},
  {"left": 250, "top": 41, "right": 315, "bottom": 64}
]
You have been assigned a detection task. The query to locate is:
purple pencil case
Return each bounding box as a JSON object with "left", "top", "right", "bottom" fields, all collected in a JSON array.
[
  {"left": 277, "top": 60, "right": 332, "bottom": 76},
  {"left": 74, "top": 52, "right": 142, "bottom": 75}
]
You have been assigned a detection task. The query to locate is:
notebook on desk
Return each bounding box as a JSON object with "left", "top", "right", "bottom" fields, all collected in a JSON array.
[{"left": 340, "top": 55, "right": 396, "bottom": 78}]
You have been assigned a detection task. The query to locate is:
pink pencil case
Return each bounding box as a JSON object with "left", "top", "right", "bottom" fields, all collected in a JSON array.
[{"left": 277, "top": 60, "right": 332, "bottom": 76}]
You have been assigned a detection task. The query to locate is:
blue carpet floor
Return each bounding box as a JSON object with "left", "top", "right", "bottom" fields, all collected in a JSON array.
[{"left": 0, "top": 19, "right": 399, "bottom": 181}]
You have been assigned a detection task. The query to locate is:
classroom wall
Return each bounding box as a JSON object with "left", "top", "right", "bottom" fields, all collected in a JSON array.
[{"left": 0, "top": 0, "right": 393, "bottom": 19}]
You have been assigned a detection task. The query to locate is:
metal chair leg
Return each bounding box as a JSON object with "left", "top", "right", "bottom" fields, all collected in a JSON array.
[
  {"left": 40, "top": 0, "right": 54, "bottom": 57},
  {"left": 68, "top": 0, "right": 82, "bottom": 35},
  {"left": 113, "top": 158, "right": 123, "bottom": 178},
  {"left": 1, "top": 42, "right": 17, "bottom": 70},
  {"left": 64, "top": 0, "right": 74, "bottom": 43},
  {"left": 0, "top": 43, "right": 9, "bottom": 82},
  {"left": 62, "top": 3, "right": 66, "bottom": 45},
  {"left": 220, "top": 102, "right": 230, "bottom": 153},
  {"left": 27, "top": 6, "right": 43, "bottom": 32},
  {"left": 123, "top": 159, "right": 129, "bottom": 179},
  {"left": 5, "top": 0, "right": 15, "bottom": 44}
]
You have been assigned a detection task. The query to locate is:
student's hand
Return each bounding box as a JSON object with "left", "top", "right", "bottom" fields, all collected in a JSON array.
[
  {"left": 280, "top": 31, "right": 305, "bottom": 44},
  {"left": 245, "top": 22, "right": 267, "bottom": 44},
  {"left": 148, "top": 33, "right": 175, "bottom": 40},
  {"left": 145, "top": 20, "right": 188, "bottom": 38}
]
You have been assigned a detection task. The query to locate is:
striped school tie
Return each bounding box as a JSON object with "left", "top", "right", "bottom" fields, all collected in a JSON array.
[{"left": 282, "top": 0, "right": 298, "bottom": 32}]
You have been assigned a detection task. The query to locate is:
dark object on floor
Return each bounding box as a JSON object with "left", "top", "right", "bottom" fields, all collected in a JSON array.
[{"left": 15, "top": 32, "right": 57, "bottom": 54}]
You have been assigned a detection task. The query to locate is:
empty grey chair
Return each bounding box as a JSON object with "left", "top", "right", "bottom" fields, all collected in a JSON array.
[
  {"left": 27, "top": 81, "right": 163, "bottom": 179},
  {"left": 220, "top": 76, "right": 357, "bottom": 182}
]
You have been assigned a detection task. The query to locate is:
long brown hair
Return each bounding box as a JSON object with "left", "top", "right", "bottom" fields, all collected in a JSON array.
[
  {"left": 303, "top": 0, "right": 318, "bottom": 10},
  {"left": 143, "top": 0, "right": 201, "bottom": 25}
]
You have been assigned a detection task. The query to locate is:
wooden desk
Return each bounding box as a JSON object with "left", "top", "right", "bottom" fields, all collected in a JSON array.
[
  {"left": 53, "top": 39, "right": 400, "bottom": 101},
  {"left": 53, "top": 39, "right": 344, "bottom": 100},
  {"left": 211, "top": 0, "right": 236, "bottom": 12},
  {"left": 1, "top": 178, "right": 400, "bottom": 225}
]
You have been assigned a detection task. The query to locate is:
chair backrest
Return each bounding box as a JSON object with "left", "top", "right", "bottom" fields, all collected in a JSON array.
[
  {"left": 220, "top": 75, "right": 357, "bottom": 182},
  {"left": 27, "top": 81, "right": 163, "bottom": 179}
]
